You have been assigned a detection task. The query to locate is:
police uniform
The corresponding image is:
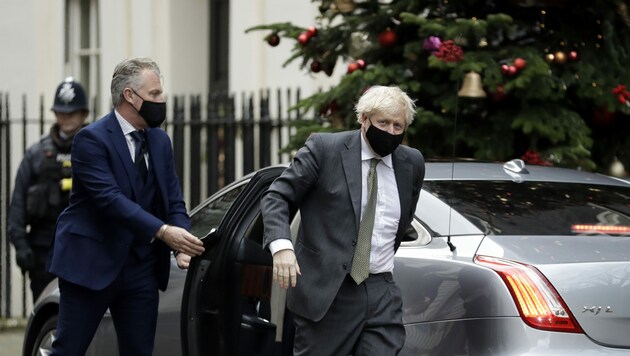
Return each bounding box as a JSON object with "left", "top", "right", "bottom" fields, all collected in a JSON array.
[{"left": 7, "top": 78, "right": 88, "bottom": 301}]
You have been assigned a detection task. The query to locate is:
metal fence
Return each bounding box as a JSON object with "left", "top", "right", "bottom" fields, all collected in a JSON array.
[{"left": 0, "top": 88, "right": 309, "bottom": 318}]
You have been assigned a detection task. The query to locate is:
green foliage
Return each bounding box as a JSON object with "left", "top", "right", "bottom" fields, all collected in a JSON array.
[
  {"left": 283, "top": 120, "right": 343, "bottom": 154},
  {"left": 247, "top": 0, "right": 630, "bottom": 173}
]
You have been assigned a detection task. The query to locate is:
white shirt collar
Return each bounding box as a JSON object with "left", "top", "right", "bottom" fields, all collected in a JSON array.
[
  {"left": 360, "top": 130, "right": 393, "bottom": 169},
  {"left": 114, "top": 109, "right": 137, "bottom": 136}
]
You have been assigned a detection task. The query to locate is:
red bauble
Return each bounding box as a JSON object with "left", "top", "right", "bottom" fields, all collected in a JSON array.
[
  {"left": 306, "top": 26, "right": 318, "bottom": 37},
  {"left": 347, "top": 62, "right": 360, "bottom": 74},
  {"left": 513, "top": 57, "right": 527, "bottom": 70},
  {"left": 501, "top": 64, "right": 510, "bottom": 75},
  {"left": 267, "top": 33, "right": 280, "bottom": 47},
  {"left": 298, "top": 32, "right": 310, "bottom": 46},
  {"left": 356, "top": 59, "right": 366, "bottom": 69},
  {"left": 310, "top": 60, "right": 322, "bottom": 73},
  {"left": 378, "top": 29, "right": 397, "bottom": 48},
  {"left": 568, "top": 50, "right": 579, "bottom": 61},
  {"left": 507, "top": 65, "right": 518, "bottom": 76},
  {"left": 491, "top": 85, "right": 507, "bottom": 102}
]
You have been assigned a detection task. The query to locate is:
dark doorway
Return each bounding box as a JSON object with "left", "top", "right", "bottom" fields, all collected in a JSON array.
[{"left": 210, "top": 0, "right": 229, "bottom": 91}]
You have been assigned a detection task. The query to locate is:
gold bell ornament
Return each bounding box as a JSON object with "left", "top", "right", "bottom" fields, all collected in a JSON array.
[{"left": 458, "top": 71, "right": 487, "bottom": 98}]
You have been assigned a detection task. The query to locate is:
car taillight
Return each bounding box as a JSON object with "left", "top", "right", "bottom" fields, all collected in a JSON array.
[
  {"left": 475, "top": 255, "right": 583, "bottom": 333},
  {"left": 571, "top": 224, "right": 630, "bottom": 234}
]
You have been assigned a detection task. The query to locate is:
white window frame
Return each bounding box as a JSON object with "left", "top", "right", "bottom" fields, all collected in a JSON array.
[{"left": 64, "top": 0, "right": 100, "bottom": 114}]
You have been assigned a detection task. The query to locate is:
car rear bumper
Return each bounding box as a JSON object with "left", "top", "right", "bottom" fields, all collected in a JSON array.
[{"left": 402, "top": 317, "right": 630, "bottom": 355}]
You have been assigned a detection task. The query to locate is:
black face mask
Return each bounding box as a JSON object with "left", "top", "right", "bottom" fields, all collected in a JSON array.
[
  {"left": 365, "top": 118, "right": 404, "bottom": 157},
  {"left": 131, "top": 89, "right": 166, "bottom": 128}
]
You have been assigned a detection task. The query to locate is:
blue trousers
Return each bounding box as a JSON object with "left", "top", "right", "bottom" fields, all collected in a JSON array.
[{"left": 51, "top": 253, "right": 159, "bottom": 356}]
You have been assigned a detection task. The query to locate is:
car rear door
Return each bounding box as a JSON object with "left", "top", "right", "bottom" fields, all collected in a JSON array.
[{"left": 181, "top": 166, "right": 289, "bottom": 356}]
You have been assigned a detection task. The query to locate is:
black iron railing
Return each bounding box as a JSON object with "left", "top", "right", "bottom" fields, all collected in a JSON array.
[{"left": 0, "top": 88, "right": 308, "bottom": 318}]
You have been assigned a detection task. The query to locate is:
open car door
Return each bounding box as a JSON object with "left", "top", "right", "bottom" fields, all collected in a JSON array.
[{"left": 181, "top": 166, "right": 294, "bottom": 356}]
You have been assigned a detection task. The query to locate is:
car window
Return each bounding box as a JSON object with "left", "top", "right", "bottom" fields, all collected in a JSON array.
[
  {"left": 400, "top": 218, "right": 432, "bottom": 247},
  {"left": 418, "top": 181, "right": 630, "bottom": 236},
  {"left": 189, "top": 183, "right": 247, "bottom": 237}
]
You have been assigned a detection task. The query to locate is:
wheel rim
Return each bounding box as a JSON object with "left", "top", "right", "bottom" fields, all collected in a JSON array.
[{"left": 35, "top": 328, "right": 55, "bottom": 356}]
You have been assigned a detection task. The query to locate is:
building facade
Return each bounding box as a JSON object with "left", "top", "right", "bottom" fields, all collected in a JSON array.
[{"left": 0, "top": 0, "right": 341, "bottom": 318}]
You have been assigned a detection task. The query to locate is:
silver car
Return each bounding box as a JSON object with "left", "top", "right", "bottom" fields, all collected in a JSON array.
[{"left": 23, "top": 160, "right": 630, "bottom": 355}]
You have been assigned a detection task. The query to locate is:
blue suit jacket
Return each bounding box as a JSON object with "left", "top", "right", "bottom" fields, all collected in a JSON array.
[{"left": 48, "top": 112, "right": 190, "bottom": 291}]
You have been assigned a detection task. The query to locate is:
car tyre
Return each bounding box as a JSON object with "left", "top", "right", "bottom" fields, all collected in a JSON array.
[{"left": 31, "top": 315, "right": 57, "bottom": 356}]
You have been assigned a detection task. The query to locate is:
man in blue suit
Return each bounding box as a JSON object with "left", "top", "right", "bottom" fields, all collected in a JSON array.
[{"left": 47, "top": 57, "right": 205, "bottom": 356}]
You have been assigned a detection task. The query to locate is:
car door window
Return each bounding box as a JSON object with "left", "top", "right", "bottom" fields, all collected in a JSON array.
[{"left": 189, "top": 183, "right": 247, "bottom": 237}]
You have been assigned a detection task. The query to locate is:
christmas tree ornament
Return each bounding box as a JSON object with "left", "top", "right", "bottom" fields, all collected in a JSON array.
[
  {"left": 544, "top": 53, "right": 555, "bottom": 62},
  {"left": 568, "top": 50, "right": 579, "bottom": 61},
  {"left": 347, "top": 61, "right": 361, "bottom": 74},
  {"left": 618, "top": 2, "right": 630, "bottom": 29},
  {"left": 310, "top": 60, "right": 322, "bottom": 73},
  {"left": 356, "top": 59, "right": 366, "bottom": 69},
  {"left": 501, "top": 64, "right": 510, "bottom": 75},
  {"left": 434, "top": 40, "right": 464, "bottom": 62},
  {"left": 266, "top": 33, "right": 280, "bottom": 47},
  {"left": 508, "top": 65, "right": 518, "bottom": 76},
  {"left": 348, "top": 31, "right": 371, "bottom": 58},
  {"left": 609, "top": 157, "right": 627, "bottom": 177},
  {"left": 521, "top": 150, "right": 552, "bottom": 167},
  {"left": 298, "top": 32, "right": 311, "bottom": 46},
  {"left": 423, "top": 36, "right": 442, "bottom": 53},
  {"left": 458, "top": 71, "right": 487, "bottom": 98},
  {"left": 478, "top": 37, "right": 488, "bottom": 47},
  {"left": 378, "top": 29, "right": 397, "bottom": 48},
  {"left": 491, "top": 85, "right": 507, "bottom": 102},
  {"left": 554, "top": 51, "right": 567, "bottom": 64},
  {"left": 306, "top": 26, "right": 318, "bottom": 37},
  {"left": 612, "top": 84, "right": 630, "bottom": 105},
  {"left": 514, "top": 57, "right": 527, "bottom": 70},
  {"left": 335, "top": 0, "right": 356, "bottom": 13}
]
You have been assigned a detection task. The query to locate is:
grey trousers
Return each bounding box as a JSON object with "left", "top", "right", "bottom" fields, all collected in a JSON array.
[{"left": 292, "top": 272, "right": 405, "bottom": 356}]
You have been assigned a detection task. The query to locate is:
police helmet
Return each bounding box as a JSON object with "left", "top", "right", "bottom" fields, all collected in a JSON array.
[{"left": 51, "top": 77, "right": 89, "bottom": 113}]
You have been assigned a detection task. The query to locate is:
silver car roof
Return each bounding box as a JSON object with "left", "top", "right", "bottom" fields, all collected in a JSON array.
[{"left": 424, "top": 161, "right": 630, "bottom": 187}]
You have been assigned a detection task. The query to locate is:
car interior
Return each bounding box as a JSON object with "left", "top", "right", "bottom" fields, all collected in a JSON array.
[{"left": 182, "top": 171, "right": 295, "bottom": 356}]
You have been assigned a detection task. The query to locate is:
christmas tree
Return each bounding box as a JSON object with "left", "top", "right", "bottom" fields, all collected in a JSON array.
[{"left": 247, "top": 0, "right": 630, "bottom": 174}]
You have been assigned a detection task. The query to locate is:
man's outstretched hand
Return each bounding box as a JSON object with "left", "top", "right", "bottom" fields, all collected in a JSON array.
[
  {"left": 158, "top": 225, "right": 205, "bottom": 256},
  {"left": 272, "top": 249, "right": 301, "bottom": 289}
]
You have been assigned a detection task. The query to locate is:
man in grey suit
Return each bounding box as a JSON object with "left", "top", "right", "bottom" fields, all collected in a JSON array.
[{"left": 261, "top": 85, "right": 425, "bottom": 355}]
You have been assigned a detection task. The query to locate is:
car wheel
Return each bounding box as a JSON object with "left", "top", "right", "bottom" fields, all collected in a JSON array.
[{"left": 31, "top": 315, "right": 57, "bottom": 356}]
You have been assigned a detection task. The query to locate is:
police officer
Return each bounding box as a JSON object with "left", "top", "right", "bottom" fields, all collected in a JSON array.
[{"left": 8, "top": 77, "right": 90, "bottom": 301}]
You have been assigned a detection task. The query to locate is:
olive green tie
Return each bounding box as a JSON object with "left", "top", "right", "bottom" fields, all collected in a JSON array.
[{"left": 351, "top": 158, "right": 379, "bottom": 284}]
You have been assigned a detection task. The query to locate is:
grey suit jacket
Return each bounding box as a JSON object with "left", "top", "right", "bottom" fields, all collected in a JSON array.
[{"left": 261, "top": 130, "right": 425, "bottom": 322}]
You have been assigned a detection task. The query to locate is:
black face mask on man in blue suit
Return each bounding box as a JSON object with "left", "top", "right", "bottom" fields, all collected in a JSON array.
[{"left": 132, "top": 89, "right": 166, "bottom": 128}]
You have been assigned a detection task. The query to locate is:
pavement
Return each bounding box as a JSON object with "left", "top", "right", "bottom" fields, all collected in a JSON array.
[{"left": 0, "top": 318, "right": 27, "bottom": 356}]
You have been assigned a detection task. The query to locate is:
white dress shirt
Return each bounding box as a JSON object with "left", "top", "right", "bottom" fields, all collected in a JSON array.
[
  {"left": 114, "top": 110, "right": 148, "bottom": 168},
  {"left": 270, "top": 132, "right": 401, "bottom": 274},
  {"left": 359, "top": 133, "right": 400, "bottom": 274}
]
